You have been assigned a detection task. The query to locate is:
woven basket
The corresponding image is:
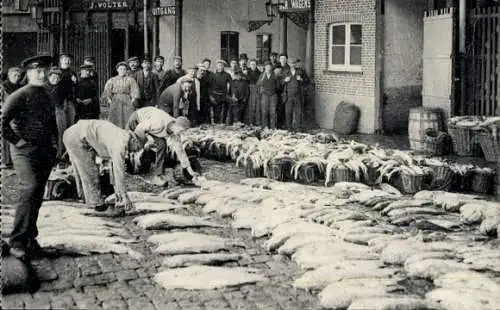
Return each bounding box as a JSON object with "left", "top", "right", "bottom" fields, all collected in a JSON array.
[
  {"left": 450, "top": 170, "right": 474, "bottom": 192},
  {"left": 471, "top": 170, "right": 495, "bottom": 194},
  {"left": 363, "top": 164, "right": 381, "bottom": 186},
  {"left": 424, "top": 129, "right": 451, "bottom": 156},
  {"left": 297, "top": 164, "right": 321, "bottom": 185},
  {"left": 428, "top": 165, "right": 455, "bottom": 191},
  {"left": 448, "top": 124, "right": 482, "bottom": 157},
  {"left": 333, "top": 166, "right": 356, "bottom": 183},
  {"left": 215, "top": 143, "right": 228, "bottom": 161},
  {"left": 245, "top": 158, "right": 264, "bottom": 178},
  {"left": 477, "top": 131, "right": 500, "bottom": 163},
  {"left": 267, "top": 157, "right": 295, "bottom": 181},
  {"left": 401, "top": 172, "right": 425, "bottom": 195}
]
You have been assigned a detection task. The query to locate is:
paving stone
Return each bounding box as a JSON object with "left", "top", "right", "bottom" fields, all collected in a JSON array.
[
  {"left": 50, "top": 295, "right": 75, "bottom": 309},
  {"left": 97, "top": 257, "right": 123, "bottom": 273},
  {"left": 95, "top": 288, "right": 121, "bottom": 302},
  {"left": 107, "top": 280, "right": 129, "bottom": 290},
  {"left": 2, "top": 294, "right": 25, "bottom": 309},
  {"left": 226, "top": 298, "right": 259, "bottom": 310},
  {"left": 177, "top": 300, "right": 206, "bottom": 309},
  {"left": 252, "top": 254, "right": 270, "bottom": 263},
  {"left": 118, "top": 286, "right": 143, "bottom": 300},
  {"left": 52, "top": 277, "right": 76, "bottom": 291},
  {"left": 81, "top": 264, "right": 103, "bottom": 277},
  {"left": 73, "top": 276, "right": 97, "bottom": 287},
  {"left": 203, "top": 299, "right": 231, "bottom": 310},
  {"left": 196, "top": 290, "right": 223, "bottom": 302},
  {"left": 74, "top": 298, "right": 102, "bottom": 310},
  {"left": 152, "top": 301, "right": 182, "bottom": 310},
  {"left": 135, "top": 267, "right": 156, "bottom": 278},
  {"left": 38, "top": 281, "right": 55, "bottom": 292},
  {"left": 91, "top": 272, "right": 117, "bottom": 285},
  {"left": 102, "top": 298, "right": 129, "bottom": 310},
  {"left": 119, "top": 257, "right": 142, "bottom": 270},
  {"left": 266, "top": 260, "right": 292, "bottom": 275},
  {"left": 115, "top": 269, "right": 139, "bottom": 281},
  {"left": 126, "top": 297, "right": 156, "bottom": 310}
]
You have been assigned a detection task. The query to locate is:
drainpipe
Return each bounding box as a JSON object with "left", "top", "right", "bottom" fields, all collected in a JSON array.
[
  {"left": 305, "top": 5, "right": 313, "bottom": 77},
  {"left": 280, "top": 13, "right": 288, "bottom": 54},
  {"left": 143, "top": 0, "right": 148, "bottom": 58},
  {"left": 458, "top": 0, "right": 466, "bottom": 116},
  {"left": 175, "top": 0, "right": 182, "bottom": 57}
]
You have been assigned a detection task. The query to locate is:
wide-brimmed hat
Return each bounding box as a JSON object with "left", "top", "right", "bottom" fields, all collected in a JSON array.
[
  {"left": 179, "top": 76, "right": 194, "bottom": 84},
  {"left": 21, "top": 54, "right": 53, "bottom": 69}
]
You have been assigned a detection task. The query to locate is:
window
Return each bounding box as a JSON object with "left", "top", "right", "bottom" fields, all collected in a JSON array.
[
  {"left": 328, "top": 23, "right": 362, "bottom": 72},
  {"left": 256, "top": 34, "right": 272, "bottom": 64},
  {"left": 220, "top": 31, "right": 239, "bottom": 64}
]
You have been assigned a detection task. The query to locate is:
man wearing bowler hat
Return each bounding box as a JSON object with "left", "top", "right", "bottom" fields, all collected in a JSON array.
[
  {"left": 2, "top": 55, "right": 58, "bottom": 259},
  {"left": 134, "top": 58, "right": 160, "bottom": 108},
  {"left": 161, "top": 56, "right": 186, "bottom": 93}
]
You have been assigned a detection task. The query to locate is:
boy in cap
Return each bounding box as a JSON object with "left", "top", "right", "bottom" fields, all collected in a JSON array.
[
  {"left": 209, "top": 59, "right": 232, "bottom": 124},
  {"left": 161, "top": 56, "right": 186, "bottom": 92},
  {"left": 75, "top": 64, "right": 100, "bottom": 120},
  {"left": 227, "top": 69, "right": 250, "bottom": 125},
  {"left": 134, "top": 58, "right": 160, "bottom": 108},
  {"left": 63, "top": 120, "right": 146, "bottom": 217},
  {"left": 2, "top": 55, "right": 58, "bottom": 259},
  {"left": 1, "top": 67, "right": 23, "bottom": 169},
  {"left": 227, "top": 57, "right": 240, "bottom": 79},
  {"left": 282, "top": 58, "right": 310, "bottom": 131},
  {"left": 126, "top": 106, "right": 200, "bottom": 187},
  {"left": 127, "top": 56, "right": 141, "bottom": 76}
]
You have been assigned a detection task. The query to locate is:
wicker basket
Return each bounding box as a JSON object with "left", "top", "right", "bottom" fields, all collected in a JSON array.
[
  {"left": 267, "top": 157, "right": 295, "bottom": 181},
  {"left": 450, "top": 170, "right": 474, "bottom": 192},
  {"left": 471, "top": 170, "right": 495, "bottom": 194},
  {"left": 448, "top": 124, "right": 482, "bottom": 157},
  {"left": 477, "top": 131, "right": 500, "bottom": 163},
  {"left": 215, "top": 144, "right": 228, "bottom": 161},
  {"left": 333, "top": 166, "right": 356, "bottom": 183},
  {"left": 244, "top": 158, "right": 264, "bottom": 178},
  {"left": 297, "top": 164, "right": 321, "bottom": 185},
  {"left": 428, "top": 165, "right": 455, "bottom": 191},
  {"left": 424, "top": 129, "right": 451, "bottom": 156},
  {"left": 401, "top": 172, "right": 425, "bottom": 195},
  {"left": 363, "top": 164, "right": 381, "bottom": 186}
]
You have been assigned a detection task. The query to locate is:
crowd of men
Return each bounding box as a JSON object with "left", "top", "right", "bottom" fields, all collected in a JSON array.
[{"left": 0, "top": 50, "right": 309, "bottom": 261}]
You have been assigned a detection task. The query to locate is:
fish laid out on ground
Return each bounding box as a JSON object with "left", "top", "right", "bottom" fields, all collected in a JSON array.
[
  {"left": 380, "top": 240, "right": 457, "bottom": 265},
  {"left": 317, "top": 278, "right": 403, "bottom": 309},
  {"left": 434, "top": 271, "right": 500, "bottom": 294},
  {"left": 161, "top": 253, "right": 243, "bottom": 268},
  {"left": 159, "top": 187, "right": 198, "bottom": 200},
  {"left": 133, "top": 212, "right": 223, "bottom": 230},
  {"left": 380, "top": 200, "right": 435, "bottom": 216},
  {"left": 195, "top": 191, "right": 228, "bottom": 206},
  {"left": 404, "top": 258, "right": 469, "bottom": 280},
  {"left": 347, "top": 296, "right": 430, "bottom": 310},
  {"left": 86, "top": 201, "right": 187, "bottom": 217},
  {"left": 37, "top": 235, "right": 144, "bottom": 259},
  {"left": 293, "top": 264, "right": 400, "bottom": 290},
  {"left": 105, "top": 191, "right": 163, "bottom": 204},
  {"left": 414, "top": 190, "right": 480, "bottom": 212},
  {"left": 264, "top": 220, "right": 335, "bottom": 252},
  {"left": 387, "top": 207, "right": 446, "bottom": 219},
  {"left": 459, "top": 202, "right": 500, "bottom": 224},
  {"left": 177, "top": 189, "right": 203, "bottom": 204},
  {"left": 277, "top": 235, "right": 339, "bottom": 256},
  {"left": 154, "top": 266, "right": 268, "bottom": 290},
  {"left": 426, "top": 288, "right": 500, "bottom": 310},
  {"left": 149, "top": 232, "right": 245, "bottom": 255},
  {"left": 479, "top": 215, "right": 500, "bottom": 236}
]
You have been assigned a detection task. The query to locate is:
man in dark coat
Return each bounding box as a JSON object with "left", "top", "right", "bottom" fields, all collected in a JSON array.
[
  {"left": 256, "top": 61, "right": 280, "bottom": 129},
  {"left": 227, "top": 69, "right": 249, "bottom": 124},
  {"left": 277, "top": 53, "right": 290, "bottom": 128},
  {"left": 2, "top": 55, "right": 58, "bottom": 260},
  {"left": 1, "top": 67, "right": 23, "bottom": 169},
  {"left": 270, "top": 52, "right": 280, "bottom": 69},
  {"left": 282, "top": 58, "right": 310, "bottom": 131},
  {"left": 196, "top": 63, "right": 211, "bottom": 124},
  {"left": 153, "top": 56, "right": 167, "bottom": 86},
  {"left": 246, "top": 59, "right": 262, "bottom": 125},
  {"left": 83, "top": 55, "right": 98, "bottom": 85},
  {"left": 161, "top": 56, "right": 186, "bottom": 93},
  {"left": 209, "top": 60, "right": 232, "bottom": 124},
  {"left": 158, "top": 76, "right": 195, "bottom": 118},
  {"left": 45, "top": 67, "right": 66, "bottom": 159},
  {"left": 58, "top": 53, "right": 78, "bottom": 130},
  {"left": 75, "top": 64, "right": 100, "bottom": 120},
  {"left": 134, "top": 58, "right": 160, "bottom": 108}
]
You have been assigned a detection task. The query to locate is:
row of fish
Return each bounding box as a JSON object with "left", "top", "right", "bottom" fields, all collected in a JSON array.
[{"left": 154, "top": 177, "right": 500, "bottom": 310}]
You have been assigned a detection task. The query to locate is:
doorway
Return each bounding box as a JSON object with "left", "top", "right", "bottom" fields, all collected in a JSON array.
[{"left": 111, "top": 28, "right": 126, "bottom": 72}]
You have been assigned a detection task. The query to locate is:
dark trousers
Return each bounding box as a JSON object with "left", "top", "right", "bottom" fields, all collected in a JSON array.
[
  {"left": 9, "top": 144, "right": 56, "bottom": 248},
  {"left": 1, "top": 138, "right": 12, "bottom": 166},
  {"left": 261, "top": 94, "right": 278, "bottom": 129},
  {"left": 284, "top": 92, "right": 303, "bottom": 131},
  {"left": 226, "top": 103, "right": 241, "bottom": 124}
]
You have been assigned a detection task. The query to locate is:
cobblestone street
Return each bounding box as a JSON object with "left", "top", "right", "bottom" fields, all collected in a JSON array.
[{"left": 2, "top": 159, "right": 322, "bottom": 310}]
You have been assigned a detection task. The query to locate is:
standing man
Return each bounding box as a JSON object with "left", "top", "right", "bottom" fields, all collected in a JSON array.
[
  {"left": 75, "top": 64, "right": 100, "bottom": 121},
  {"left": 2, "top": 55, "right": 58, "bottom": 259},
  {"left": 209, "top": 60, "right": 232, "bottom": 124},
  {"left": 134, "top": 58, "right": 160, "bottom": 108},
  {"left": 270, "top": 52, "right": 280, "bottom": 69},
  {"left": 278, "top": 53, "right": 291, "bottom": 76},
  {"left": 59, "top": 52, "right": 78, "bottom": 134},
  {"left": 153, "top": 56, "right": 167, "bottom": 86},
  {"left": 256, "top": 61, "right": 280, "bottom": 129},
  {"left": 158, "top": 77, "right": 195, "bottom": 118},
  {"left": 227, "top": 57, "right": 240, "bottom": 80},
  {"left": 277, "top": 53, "right": 290, "bottom": 128},
  {"left": 227, "top": 69, "right": 249, "bottom": 124},
  {"left": 63, "top": 120, "right": 145, "bottom": 216},
  {"left": 282, "top": 58, "right": 310, "bottom": 131},
  {"left": 127, "top": 56, "right": 141, "bottom": 77},
  {"left": 1, "top": 67, "right": 23, "bottom": 169},
  {"left": 239, "top": 54, "right": 249, "bottom": 77},
  {"left": 127, "top": 107, "right": 199, "bottom": 186},
  {"left": 246, "top": 59, "right": 262, "bottom": 126},
  {"left": 176, "top": 66, "right": 200, "bottom": 124},
  {"left": 83, "top": 55, "right": 98, "bottom": 85},
  {"left": 197, "top": 63, "right": 211, "bottom": 124},
  {"left": 161, "top": 56, "right": 186, "bottom": 92}
]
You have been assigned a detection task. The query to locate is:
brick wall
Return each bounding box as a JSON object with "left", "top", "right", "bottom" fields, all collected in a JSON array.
[{"left": 314, "top": 0, "right": 378, "bottom": 133}]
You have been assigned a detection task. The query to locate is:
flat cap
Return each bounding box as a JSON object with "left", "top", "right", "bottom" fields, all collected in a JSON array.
[
  {"left": 279, "top": 53, "right": 288, "bottom": 58},
  {"left": 142, "top": 58, "right": 152, "bottom": 63},
  {"left": 127, "top": 56, "right": 139, "bottom": 62},
  {"left": 154, "top": 56, "right": 165, "bottom": 61},
  {"left": 173, "top": 56, "right": 182, "bottom": 60},
  {"left": 271, "top": 52, "right": 278, "bottom": 56},
  {"left": 239, "top": 53, "right": 248, "bottom": 60},
  {"left": 263, "top": 60, "right": 272, "bottom": 66},
  {"left": 216, "top": 59, "right": 228, "bottom": 66},
  {"left": 83, "top": 55, "right": 95, "bottom": 61},
  {"left": 116, "top": 61, "right": 130, "bottom": 70},
  {"left": 202, "top": 58, "right": 211, "bottom": 63},
  {"left": 79, "top": 64, "right": 94, "bottom": 70},
  {"left": 48, "top": 66, "right": 62, "bottom": 76},
  {"left": 21, "top": 55, "right": 53, "bottom": 69},
  {"left": 59, "top": 52, "right": 73, "bottom": 59}
]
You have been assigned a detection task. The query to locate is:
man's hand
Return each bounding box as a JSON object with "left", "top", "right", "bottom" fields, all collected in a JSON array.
[
  {"left": 15, "top": 139, "right": 27, "bottom": 148},
  {"left": 284, "top": 76, "right": 291, "bottom": 82}
]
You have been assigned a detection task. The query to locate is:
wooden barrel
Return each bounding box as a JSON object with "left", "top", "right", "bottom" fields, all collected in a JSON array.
[{"left": 408, "top": 107, "right": 442, "bottom": 151}]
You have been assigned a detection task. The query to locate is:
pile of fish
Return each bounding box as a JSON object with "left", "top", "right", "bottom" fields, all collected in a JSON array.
[
  {"left": 145, "top": 177, "right": 500, "bottom": 309},
  {"left": 1, "top": 201, "right": 144, "bottom": 259}
]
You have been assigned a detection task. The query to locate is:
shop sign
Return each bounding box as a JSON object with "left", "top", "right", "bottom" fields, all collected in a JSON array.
[
  {"left": 89, "top": 1, "right": 129, "bottom": 10},
  {"left": 281, "top": 0, "right": 311, "bottom": 12},
  {"left": 152, "top": 6, "right": 176, "bottom": 16}
]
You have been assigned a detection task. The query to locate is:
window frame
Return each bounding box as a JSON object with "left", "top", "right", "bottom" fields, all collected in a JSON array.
[
  {"left": 328, "top": 22, "right": 362, "bottom": 72},
  {"left": 256, "top": 33, "right": 272, "bottom": 65},
  {"left": 220, "top": 31, "right": 239, "bottom": 64}
]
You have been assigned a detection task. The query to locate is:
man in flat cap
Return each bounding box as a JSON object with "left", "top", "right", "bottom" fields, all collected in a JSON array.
[
  {"left": 256, "top": 60, "right": 281, "bottom": 129},
  {"left": 2, "top": 55, "right": 58, "bottom": 259},
  {"left": 176, "top": 66, "right": 200, "bottom": 124},
  {"left": 127, "top": 56, "right": 141, "bottom": 77},
  {"left": 75, "top": 64, "right": 100, "bottom": 121},
  {"left": 126, "top": 106, "right": 200, "bottom": 187},
  {"left": 45, "top": 66, "right": 67, "bottom": 158},
  {"left": 161, "top": 56, "right": 186, "bottom": 93},
  {"left": 58, "top": 53, "right": 78, "bottom": 155},
  {"left": 158, "top": 76, "right": 195, "bottom": 119},
  {"left": 153, "top": 56, "right": 166, "bottom": 85},
  {"left": 196, "top": 62, "right": 211, "bottom": 124},
  {"left": 209, "top": 60, "right": 232, "bottom": 124},
  {"left": 1, "top": 67, "right": 23, "bottom": 169},
  {"left": 227, "top": 57, "right": 240, "bottom": 80},
  {"left": 282, "top": 58, "right": 310, "bottom": 131},
  {"left": 134, "top": 58, "right": 160, "bottom": 108},
  {"left": 239, "top": 53, "right": 249, "bottom": 77},
  {"left": 83, "top": 56, "right": 98, "bottom": 85},
  {"left": 63, "top": 119, "right": 146, "bottom": 217},
  {"left": 270, "top": 52, "right": 280, "bottom": 69}
]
